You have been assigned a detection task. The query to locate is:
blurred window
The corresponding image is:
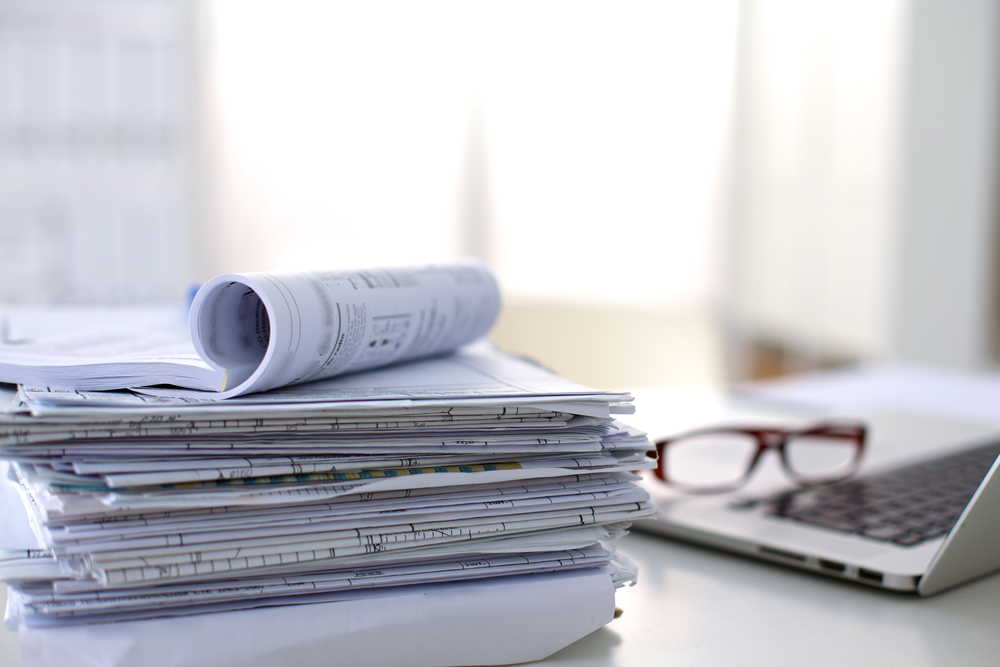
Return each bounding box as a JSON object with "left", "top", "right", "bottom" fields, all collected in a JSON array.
[
  {"left": 0, "top": 0, "right": 196, "bottom": 304},
  {"left": 205, "top": 1, "right": 739, "bottom": 309}
]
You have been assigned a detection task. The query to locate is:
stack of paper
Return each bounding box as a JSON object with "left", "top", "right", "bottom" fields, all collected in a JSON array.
[{"left": 0, "top": 263, "right": 657, "bottom": 666}]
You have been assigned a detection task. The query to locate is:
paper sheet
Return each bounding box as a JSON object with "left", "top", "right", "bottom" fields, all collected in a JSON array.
[
  {"left": 14, "top": 567, "right": 615, "bottom": 667},
  {"left": 16, "top": 546, "right": 613, "bottom": 623}
]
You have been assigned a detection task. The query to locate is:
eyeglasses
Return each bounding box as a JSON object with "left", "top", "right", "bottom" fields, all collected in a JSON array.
[{"left": 651, "top": 421, "right": 866, "bottom": 493}]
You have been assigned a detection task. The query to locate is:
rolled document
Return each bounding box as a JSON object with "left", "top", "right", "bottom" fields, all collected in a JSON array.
[
  {"left": 190, "top": 261, "right": 501, "bottom": 398},
  {"left": 0, "top": 261, "right": 502, "bottom": 399}
]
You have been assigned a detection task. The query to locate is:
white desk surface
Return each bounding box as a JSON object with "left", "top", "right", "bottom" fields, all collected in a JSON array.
[
  {"left": 543, "top": 531, "right": 1000, "bottom": 667},
  {"left": 5, "top": 531, "right": 999, "bottom": 667},
  {"left": 4, "top": 376, "right": 1000, "bottom": 666}
]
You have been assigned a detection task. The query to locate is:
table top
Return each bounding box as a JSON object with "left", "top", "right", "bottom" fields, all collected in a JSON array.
[
  {"left": 6, "top": 529, "right": 999, "bottom": 667},
  {"left": 540, "top": 531, "right": 1000, "bottom": 667}
]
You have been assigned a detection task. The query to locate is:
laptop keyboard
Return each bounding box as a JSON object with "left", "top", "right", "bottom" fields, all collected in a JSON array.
[{"left": 730, "top": 440, "right": 1000, "bottom": 547}]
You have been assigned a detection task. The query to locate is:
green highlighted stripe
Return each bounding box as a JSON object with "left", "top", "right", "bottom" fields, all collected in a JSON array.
[{"left": 51, "top": 462, "right": 522, "bottom": 493}]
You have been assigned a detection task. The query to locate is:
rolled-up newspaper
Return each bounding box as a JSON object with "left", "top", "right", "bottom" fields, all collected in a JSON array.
[{"left": 0, "top": 261, "right": 501, "bottom": 399}]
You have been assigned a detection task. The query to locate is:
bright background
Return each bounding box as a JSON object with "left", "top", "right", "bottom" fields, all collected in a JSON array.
[
  {"left": 201, "top": 1, "right": 737, "bottom": 311},
  {"left": 2, "top": 0, "right": 999, "bottom": 390}
]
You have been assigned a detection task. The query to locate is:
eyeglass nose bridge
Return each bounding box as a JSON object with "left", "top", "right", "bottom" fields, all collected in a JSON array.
[
  {"left": 752, "top": 429, "right": 790, "bottom": 449},
  {"left": 741, "top": 429, "right": 790, "bottom": 478}
]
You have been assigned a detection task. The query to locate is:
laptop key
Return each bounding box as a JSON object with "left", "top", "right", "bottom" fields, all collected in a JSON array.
[
  {"left": 859, "top": 524, "right": 909, "bottom": 540},
  {"left": 891, "top": 532, "right": 926, "bottom": 546}
]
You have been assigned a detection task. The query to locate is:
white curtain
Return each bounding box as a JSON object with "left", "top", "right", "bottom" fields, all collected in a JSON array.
[{"left": 202, "top": 0, "right": 739, "bottom": 310}]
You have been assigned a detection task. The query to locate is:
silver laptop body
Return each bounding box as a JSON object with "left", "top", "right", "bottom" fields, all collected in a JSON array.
[{"left": 636, "top": 409, "right": 1000, "bottom": 596}]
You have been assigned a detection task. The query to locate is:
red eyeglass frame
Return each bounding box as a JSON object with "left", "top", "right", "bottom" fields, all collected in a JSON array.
[{"left": 651, "top": 421, "right": 867, "bottom": 493}]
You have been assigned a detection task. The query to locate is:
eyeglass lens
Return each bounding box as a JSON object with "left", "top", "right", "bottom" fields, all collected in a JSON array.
[
  {"left": 662, "top": 432, "right": 759, "bottom": 488},
  {"left": 783, "top": 432, "right": 859, "bottom": 481}
]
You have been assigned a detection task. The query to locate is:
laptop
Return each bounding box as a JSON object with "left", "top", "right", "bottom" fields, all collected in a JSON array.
[{"left": 635, "top": 405, "right": 1000, "bottom": 596}]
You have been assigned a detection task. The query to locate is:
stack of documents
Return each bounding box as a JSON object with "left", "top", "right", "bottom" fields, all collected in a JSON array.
[{"left": 0, "top": 262, "right": 657, "bottom": 666}]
